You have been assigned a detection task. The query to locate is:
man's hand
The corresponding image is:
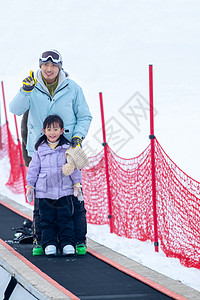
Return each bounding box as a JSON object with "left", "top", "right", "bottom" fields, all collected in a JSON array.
[
  {"left": 71, "top": 136, "right": 82, "bottom": 148},
  {"left": 22, "top": 71, "right": 37, "bottom": 92}
]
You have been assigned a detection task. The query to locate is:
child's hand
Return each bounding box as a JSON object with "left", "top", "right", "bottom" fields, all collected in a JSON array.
[
  {"left": 26, "top": 185, "right": 33, "bottom": 196},
  {"left": 74, "top": 183, "right": 82, "bottom": 197},
  {"left": 26, "top": 185, "right": 34, "bottom": 203}
]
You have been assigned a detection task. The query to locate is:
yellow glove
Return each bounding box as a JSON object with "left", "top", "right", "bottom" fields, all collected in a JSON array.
[
  {"left": 22, "top": 71, "right": 37, "bottom": 92},
  {"left": 71, "top": 136, "right": 82, "bottom": 148}
]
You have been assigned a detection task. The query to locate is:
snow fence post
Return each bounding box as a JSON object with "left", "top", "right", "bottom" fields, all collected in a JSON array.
[
  {"left": 99, "top": 92, "right": 113, "bottom": 233},
  {"left": 0, "top": 86, "right": 1, "bottom": 149},
  {"left": 13, "top": 114, "right": 28, "bottom": 203},
  {"left": 1, "top": 81, "right": 11, "bottom": 155},
  {"left": 149, "top": 65, "right": 159, "bottom": 252}
]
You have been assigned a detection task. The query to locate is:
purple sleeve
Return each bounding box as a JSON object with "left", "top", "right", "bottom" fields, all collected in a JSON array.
[
  {"left": 26, "top": 150, "right": 41, "bottom": 187},
  {"left": 69, "top": 169, "right": 82, "bottom": 185}
]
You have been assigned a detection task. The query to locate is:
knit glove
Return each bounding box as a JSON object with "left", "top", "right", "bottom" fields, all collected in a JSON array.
[
  {"left": 62, "top": 154, "right": 76, "bottom": 176},
  {"left": 71, "top": 136, "right": 82, "bottom": 148},
  {"left": 22, "top": 71, "right": 37, "bottom": 92},
  {"left": 62, "top": 146, "right": 89, "bottom": 176}
]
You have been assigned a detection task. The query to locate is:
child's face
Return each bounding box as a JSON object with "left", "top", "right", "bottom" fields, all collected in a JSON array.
[{"left": 43, "top": 122, "right": 64, "bottom": 143}]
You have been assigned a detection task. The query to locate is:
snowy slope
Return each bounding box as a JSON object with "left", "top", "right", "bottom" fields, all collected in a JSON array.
[{"left": 0, "top": 0, "right": 200, "bottom": 292}]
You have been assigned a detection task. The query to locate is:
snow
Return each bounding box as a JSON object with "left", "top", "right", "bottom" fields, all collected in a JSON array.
[{"left": 0, "top": 0, "right": 200, "bottom": 293}]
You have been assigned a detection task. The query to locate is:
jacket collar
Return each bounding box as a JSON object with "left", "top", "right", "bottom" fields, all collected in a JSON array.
[
  {"left": 35, "top": 70, "right": 69, "bottom": 96},
  {"left": 37, "top": 142, "right": 70, "bottom": 156}
]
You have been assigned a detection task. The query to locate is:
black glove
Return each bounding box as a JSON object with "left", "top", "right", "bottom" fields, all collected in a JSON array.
[
  {"left": 22, "top": 71, "right": 37, "bottom": 92},
  {"left": 71, "top": 136, "right": 82, "bottom": 148}
]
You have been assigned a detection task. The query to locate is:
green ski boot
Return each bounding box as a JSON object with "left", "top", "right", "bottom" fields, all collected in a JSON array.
[
  {"left": 33, "top": 245, "right": 44, "bottom": 256},
  {"left": 76, "top": 243, "right": 87, "bottom": 255}
]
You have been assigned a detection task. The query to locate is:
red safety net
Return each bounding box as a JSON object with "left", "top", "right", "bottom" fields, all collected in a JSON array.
[
  {"left": 82, "top": 140, "right": 200, "bottom": 269},
  {"left": 155, "top": 141, "right": 200, "bottom": 269},
  {"left": 1, "top": 122, "right": 200, "bottom": 269},
  {"left": 0, "top": 124, "right": 8, "bottom": 159}
]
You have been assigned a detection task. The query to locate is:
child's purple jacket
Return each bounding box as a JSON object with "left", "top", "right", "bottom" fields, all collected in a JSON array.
[{"left": 26, "top": 142, "right": 81, "bottom": 199}]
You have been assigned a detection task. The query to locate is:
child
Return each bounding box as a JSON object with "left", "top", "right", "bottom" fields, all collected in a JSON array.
[{"left": 26, "top": 115, "right": 82, "bottom": 256}]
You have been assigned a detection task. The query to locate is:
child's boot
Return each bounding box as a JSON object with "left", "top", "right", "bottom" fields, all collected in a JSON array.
[
  {"left": 45, "top": 245, "right": 57, "bottom": 256},
  {"left": 62, "top": 244, "right": 76, "bottom": 256}
]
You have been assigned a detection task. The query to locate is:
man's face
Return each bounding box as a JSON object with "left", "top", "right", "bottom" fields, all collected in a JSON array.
[{"left": 41, "top": 62, "right": 59, "bottom": 84}]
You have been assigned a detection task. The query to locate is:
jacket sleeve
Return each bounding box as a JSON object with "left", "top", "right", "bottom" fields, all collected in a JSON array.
[
  {"left": 9, "top": 88, "right": 31, "bottom": 116},
  {"left": 72, "top": 85, "right": 92, "bottom": 140},
  {"left": 26, "top": 150, "right": 41, "bottom": 187},
  {"left": 69, "top": 169, "right": 82, "bottom": 186}
]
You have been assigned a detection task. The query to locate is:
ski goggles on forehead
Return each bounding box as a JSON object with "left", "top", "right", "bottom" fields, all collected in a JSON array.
[{"left": 40, "top": 51, "right": 62, "bottom": 63}]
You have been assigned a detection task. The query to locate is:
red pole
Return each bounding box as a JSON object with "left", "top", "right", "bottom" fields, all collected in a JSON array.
[
  {"left": 1, "top": 81, "right": 10, "bottom": 135},
  {"left": 0, "top": 88, "right": 2, "bottom": 149},
  {"left": 0, "top": 126, "right": 1, "bottom": 149},
  {"left": 13, "top": 114, "right": 28, "bottom": 203},
  {"left": 1, "top": 81, "right": 12, "bottom": 157},
  {"left": 149, "top": 65, "right": 159, "bottom": 252},
  {"left": 99, "top": 92, "right": 113, "bottom": 233}
]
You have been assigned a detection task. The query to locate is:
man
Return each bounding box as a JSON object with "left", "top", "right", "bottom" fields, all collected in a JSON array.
[{"left": 9, "top": 49, "right": 92, "bottom": 255}]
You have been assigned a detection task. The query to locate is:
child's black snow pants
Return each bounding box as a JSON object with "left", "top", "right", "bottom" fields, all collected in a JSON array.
[{"left": 38, "top": 196, "right": 76, "bottom": 250}]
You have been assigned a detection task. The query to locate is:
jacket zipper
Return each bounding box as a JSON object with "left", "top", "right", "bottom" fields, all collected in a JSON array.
[{"left": 35, "top": 83, "right": 69, "bottom": 101}]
